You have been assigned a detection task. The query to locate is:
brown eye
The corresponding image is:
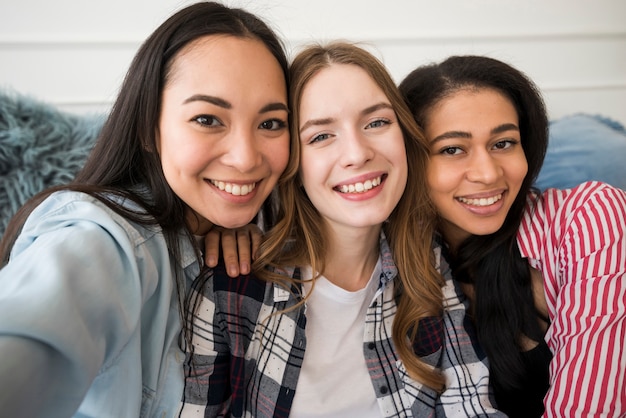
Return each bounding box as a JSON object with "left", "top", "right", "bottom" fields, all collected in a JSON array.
[
  {"left": 193, "top": 115, "right": 222, "bottom": 127},
  {"left": 259, "top": 119, "right": 286, "bottom": 131},
  {"left": 493, "top": 139, "right": 518, "bottom": 150},
  {"left": 441, "top": 146, "right": 463, "bottom": 156}
]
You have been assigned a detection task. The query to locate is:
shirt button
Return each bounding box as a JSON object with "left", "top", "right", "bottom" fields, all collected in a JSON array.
[
  {"left": 380, "top": 386, "right": 389, "bottom": 394},
  {"left": 368, "top": 342, "right": 375, "bottom": 350}
]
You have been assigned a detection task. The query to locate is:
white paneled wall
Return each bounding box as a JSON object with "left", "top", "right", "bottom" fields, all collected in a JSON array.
[{"left": 1, "top": 0, "right": 625, "bottom": 123}]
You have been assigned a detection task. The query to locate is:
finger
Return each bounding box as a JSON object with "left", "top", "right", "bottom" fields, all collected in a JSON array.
[
  {"left": 220, "top": 229, "right": 240, "bottom": 277},
  {"left": 204, "top": 229, "right": 221, "bottom": 267},
  {"left": 249, "top": 225, "right": 263, "bottom": 261},
  {"left": 236, "top": 229, "right": 252, "bottom": 275}
]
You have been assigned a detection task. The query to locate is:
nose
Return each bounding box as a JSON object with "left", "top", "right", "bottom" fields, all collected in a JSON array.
[
  {"left": 339, "top": 130, "right": 374, "bottom": 168},
  {"left": 221, "top": 128, "right": 263, "bottom": 173},
  {"left": 466, "top": 150, "right": 501, "bottom": 183}
]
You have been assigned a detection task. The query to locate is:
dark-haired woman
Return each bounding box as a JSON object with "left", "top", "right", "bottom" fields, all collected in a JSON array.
[
  {"left": 399, "top": 55, "right": 626, "bottom": 417},
  {"left": 0, "top": 2, "right": 290, "bottom": 416}
]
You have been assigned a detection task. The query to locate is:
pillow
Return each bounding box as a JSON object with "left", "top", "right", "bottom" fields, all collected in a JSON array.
[
  {"left": 0, "top": 89, "right": 105, "bottom": 238},
  {"left": 535, "top": 113, "right": 626, "bottom": 191}
]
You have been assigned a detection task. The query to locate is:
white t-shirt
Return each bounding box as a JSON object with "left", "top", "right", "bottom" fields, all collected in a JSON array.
[{"left": 289, "top": 259, "right": 382, "bottom": 417}]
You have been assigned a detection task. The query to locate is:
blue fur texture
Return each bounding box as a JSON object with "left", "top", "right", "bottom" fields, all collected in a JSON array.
[{"left": 0, "top": 89, "right": 104, "bottom": 238}]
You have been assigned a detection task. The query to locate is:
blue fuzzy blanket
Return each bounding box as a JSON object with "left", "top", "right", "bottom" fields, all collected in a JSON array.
[{"left": 0, "top": 90, "right": 104, "bottom": 238}]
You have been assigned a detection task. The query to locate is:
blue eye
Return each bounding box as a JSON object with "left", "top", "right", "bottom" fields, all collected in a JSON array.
[
  {"left": 309, "top": 133, "right": 332, "bottom": 144},
  {"left": 366, "top": 118, "right": 391, "bottom": 129}
]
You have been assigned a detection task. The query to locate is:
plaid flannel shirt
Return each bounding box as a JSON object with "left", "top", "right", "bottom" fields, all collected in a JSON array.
[{"left": 180, "top": 234, "right": 504, "bottom": 417}]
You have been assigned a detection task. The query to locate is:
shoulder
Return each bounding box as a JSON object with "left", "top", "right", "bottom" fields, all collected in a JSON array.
[
  {"left": 20, "top": 190, "right": 160, "bottom": 249},
  {"left": 529, "top": 181, "right": 625, "bottom": 218},
  {"left": 518, "top": 181, "right": 626, "bottom": 275},
  {"left": 520, "top": 181, "right": 625, "bottom": 242},
  {"left": 9, "top": 190, "right": 173, "bottom": 281}
]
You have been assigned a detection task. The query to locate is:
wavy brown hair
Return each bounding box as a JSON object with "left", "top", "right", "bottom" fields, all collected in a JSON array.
[{"left": 254, "top": 42, "right": 445, "bottom": 391}]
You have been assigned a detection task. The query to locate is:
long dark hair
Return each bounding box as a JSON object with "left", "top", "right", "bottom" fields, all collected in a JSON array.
[
  {"left": 0, "top": 0, "right": 289, "bottom": 353},
  {"left": 399, "top": 55, "right": 549, "bottom": 390}
]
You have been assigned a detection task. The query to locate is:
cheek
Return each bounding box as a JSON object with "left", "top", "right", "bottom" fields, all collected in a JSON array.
[
  {"left": 505, "top": 154, "right": 529, "bottom": 187},
  {"left": 160, "top": 135, "right": 212, "bottom": 178},
  {"left": 391, "top": 139, "right": 408, "bottom": 173},
  {"left": 266, "top": 135, "right": 291, "bottom": 176},
  {"left": 299, "top": 148, "right": 329, "bottom": 193},
  {"left": 427, "top": 161, "right": 457, "bottom": 193},
  {"left": 167, "top": 144, "right": 201, "bottom": 168},
  {"left": 298, "top": 152, "right": 316, "bottom": 190}
]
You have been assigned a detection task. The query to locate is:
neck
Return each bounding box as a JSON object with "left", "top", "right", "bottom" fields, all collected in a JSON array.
[
  {"left": 185, "top": 209, "right": 213, "bottom": 236},
  {"left": 438, "top": 221, "right": 469, "bottom": 257},
  {"left": 321, "top": 224, "right": 381, "bottom": 291}
]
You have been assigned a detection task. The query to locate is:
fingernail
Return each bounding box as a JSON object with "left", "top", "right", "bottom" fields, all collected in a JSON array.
[
  {"left": 228, "top": 266, "right": 238, "bottom": 277},
  {"left": 241, "top": 263, "right": 250, "bottom": 274},
  {"left": 207, "top": 255, "right": 216, "bottom": 266}
]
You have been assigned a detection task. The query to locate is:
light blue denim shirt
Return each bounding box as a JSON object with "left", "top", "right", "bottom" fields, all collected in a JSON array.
[{"left": 0, "top": 190, "right": 200, "bottom": 417}]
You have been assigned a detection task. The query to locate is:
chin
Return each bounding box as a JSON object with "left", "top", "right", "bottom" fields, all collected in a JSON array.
[
  {"left": 469, "top": 223, "right": 503, "bottom": 236},
  {"left": 218, "top": 213, "right": 259, "bottom": 229}
]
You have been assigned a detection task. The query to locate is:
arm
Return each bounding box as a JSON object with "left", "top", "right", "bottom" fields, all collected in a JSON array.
[
  {"left": 0, "top": 337, "right": 66, "bottom": 416},
  {"left": 0, "top": 206, "right": 146, "bottom": 417},
  {"left": 204, "top": 224, "right": 263, "bottom": 276},
  {"left": 539, "top": 183, "right": 626, "bottom": 416}
]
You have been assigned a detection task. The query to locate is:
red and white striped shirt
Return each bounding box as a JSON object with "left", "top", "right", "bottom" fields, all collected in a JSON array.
[{"left": 517, "top": 181, "right": 626, "bottom": 417}]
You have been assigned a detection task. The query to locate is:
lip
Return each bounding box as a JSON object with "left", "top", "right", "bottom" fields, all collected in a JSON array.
[
  {"left": 456, "top": 188, "right": 506, "bottom": 200},
  {"left": 205, "top": 178, "right": 261, "bottom": 203},
  {"left": 333, "top": 172, "right": 387, "bottom": 201},
  {"left": 455, "top": 190, "right": 507, "bottom": 216},
  {"left": 334, "top": 172, "right": 387, "bottom": 190}
]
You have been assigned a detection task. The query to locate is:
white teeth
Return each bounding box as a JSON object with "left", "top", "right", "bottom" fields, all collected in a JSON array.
[
  {"left": 457, "top": 194, "right": 502, "bottom": 206},
  {"left": 339, "top": 176, "right": 381, "bottom": 194},
  {"left": 210, "top": 180, "right": 256, "bottom": 196}
]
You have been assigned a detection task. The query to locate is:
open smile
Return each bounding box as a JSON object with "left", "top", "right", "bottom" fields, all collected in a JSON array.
[
  {"left": 209, "top": 180, "right": 257, "bottom": 196},
  {"left": 456, "top": 193, "right": 503, "bottom": 207},
  {"left": 335, "top": 174, "right": 385, "bottom": 194}
]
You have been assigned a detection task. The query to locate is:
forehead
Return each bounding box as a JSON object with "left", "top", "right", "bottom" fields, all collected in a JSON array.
[
  {"left": 162, "top": 34, "right": 286, "bottom": 108},
  {"left": 167, "top": 35, "right": 284, "bottom": 87},
  {"left": 299, "top": 64, "right": 388, "bottom": 112},
  {"left": 426, "top": 87, "right": 518, "bottom": 130},
  {"left": 305, "top": 63, "right": 377, "bottom": 89}
]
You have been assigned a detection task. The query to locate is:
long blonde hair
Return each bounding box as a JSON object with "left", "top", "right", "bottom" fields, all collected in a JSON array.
[{"left": 254, "top": 41, "right": 445, "bottom": 391}]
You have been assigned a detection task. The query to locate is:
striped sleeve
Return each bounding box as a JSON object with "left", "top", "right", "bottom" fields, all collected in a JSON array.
[{"left": 518, "top": 181, "right": 626, "bottom": 417}]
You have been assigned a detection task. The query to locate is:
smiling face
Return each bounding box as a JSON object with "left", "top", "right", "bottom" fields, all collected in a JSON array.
[
  {"left": 424, "top": 87, "right": 528, "bottom": 250},
  {"left": 298, "top": 63, "right": 407, "bottom": 234},
  {"left": 158, "top": 35, "right": 289, "bottom": 235}
]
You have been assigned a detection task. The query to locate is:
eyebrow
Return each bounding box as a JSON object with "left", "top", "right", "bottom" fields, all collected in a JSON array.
[
  {"left": 299, "top": 101, "right": 393, "bottom": 132},
  {"left": 430, "top": 123, "right": 519, "bottom": 143},
  {"left": 184, "top": 94, "right": 231, "bottom": 108},
  {"left": 183, "top": 94, "right": 289, "bottom": 114},
  {"left": 361, "top": 102, "right": 394, "bottom": 116}
]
